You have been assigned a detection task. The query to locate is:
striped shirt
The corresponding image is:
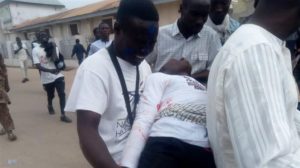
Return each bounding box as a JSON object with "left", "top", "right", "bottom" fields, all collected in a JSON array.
[
  {"left": 207, "top": 24, "right": 300, "bottom": 168},
  {"left": 146, "top": 21, "right": 221, "bottom": 74}
]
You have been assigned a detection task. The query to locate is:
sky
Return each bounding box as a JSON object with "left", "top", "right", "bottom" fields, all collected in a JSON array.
[{"left": 58, "top": 0, "right": 101, "bottom": 9}]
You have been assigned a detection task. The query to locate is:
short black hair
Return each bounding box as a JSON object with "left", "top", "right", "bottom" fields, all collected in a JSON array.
[
  {"left": 93, "top": 27, "right": 99, "bottom": 35},
  {"left": 76, "top": 39, "right": 80, "bottom": 43},
  {"left": 99, "top": 22, "right": 109, "bottom": 28},
  {"left": 36, "top": 30, "right": 48, "bottom": 40},
  {"left": 116, "top": 0, "right": 159, "bottom": 26}
]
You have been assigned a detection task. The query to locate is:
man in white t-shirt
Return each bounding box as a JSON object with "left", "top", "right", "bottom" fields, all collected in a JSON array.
[
  {"left": 32, "top": 31, "right": 72, "bottom": 123},
  {"left": 88, "top": 22, "right": 112, "bottom": 56},
  {"left": 13, "top": 37, "right": 30, "bottom": 83},
  {"left": 64, "top": 0, "right": 159, "bottom": 167},
  {"left": 121, "top": 59, "right": 215, "bottom": 168}
]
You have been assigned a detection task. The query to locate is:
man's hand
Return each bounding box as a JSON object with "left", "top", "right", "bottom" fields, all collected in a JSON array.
[
  {"left": 49, "top": 69, "right": 59, "bottom": 74},
  {"left": 77, "top": 110, "right": 119, "bottom": 168}
]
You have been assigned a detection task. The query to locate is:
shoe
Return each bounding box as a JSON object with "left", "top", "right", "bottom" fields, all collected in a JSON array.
[
  {"left": 22, "top": 78, "right": 29, "bottom": 83},
  {"left": 48, "top": 105, "right": 55, "bottom": 115},
  {"left": 0, "top": 128, "right": 6, "bottom": 135},
  {"left": 7, "top": 131, "right": 17, "bottom": 141},
  {"left": 60, "top": 115, "right": 72, "bottom": 123}
]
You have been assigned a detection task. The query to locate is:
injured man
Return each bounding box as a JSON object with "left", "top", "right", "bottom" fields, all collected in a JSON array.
[{"left": 120, "top": 59, "right": 216, "bottom": 168}]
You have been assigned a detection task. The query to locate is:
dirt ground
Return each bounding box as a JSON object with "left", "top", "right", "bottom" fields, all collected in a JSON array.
[{"left": 0, "top": 67, "right": 91, "bottom": 168}]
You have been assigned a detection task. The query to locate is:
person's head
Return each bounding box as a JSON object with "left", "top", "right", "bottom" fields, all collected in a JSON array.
[
  {"left": 114, "top": 0, "right": 159, "bottom": 66},
  {"left": 16, "top": 37, "right": 21, "bottom": 43},
  {"left": 160, "top": 58, "right": 192, "bottom": 76},
  {"left": 76, "top": 39, "right": 80, "bottom": 44},
  {"left": 252, "top": 0, "right": 300, "bottom": 39},
  {"left": 36, "top": 31, "right": 57, "bottom": 58},
  {"left": 99, "top": 22, "right": 111, "bottom": 41},
  {"left": 16, "top": 37, "right": 22, "bottom": 46},
  {"left": 93, "top": 27, "right": 101, "bottom": 40},
  {"left": 178, "top": 0, "right": 211, "bottom": 36},
  {"left": 36, "top": 31, "right": 49, "bottom": 45},
  {"left": 209, "top": 0, "right": 231, "bottom": 25}
]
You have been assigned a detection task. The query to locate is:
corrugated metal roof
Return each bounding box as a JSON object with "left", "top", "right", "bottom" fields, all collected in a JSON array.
[
  {"left": 13, "top": 0, "right": 120, "bottom": 31},
  {"left": 12, "top": 0, "right": 176, "bottom": 31},
  {"left": 2, "top": 0, "right": 65, "bottom": 7}
]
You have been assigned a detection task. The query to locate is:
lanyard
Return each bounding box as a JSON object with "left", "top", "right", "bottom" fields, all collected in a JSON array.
[{"left": 107, "top": 43, "right": 140, "bottom": 126}]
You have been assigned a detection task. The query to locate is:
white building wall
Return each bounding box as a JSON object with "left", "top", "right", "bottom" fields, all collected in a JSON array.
[
  {"left": 9, "top": 2, "right": 65, "bottom": 26},
  {"left": 80, "top": 19, "right": 92, "bottom": 46},
  {"left": 0, "top": 2, "right": 65, "bottom": 61}
]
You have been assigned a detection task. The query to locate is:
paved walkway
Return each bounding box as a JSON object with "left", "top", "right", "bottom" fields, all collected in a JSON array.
[{"left": 0, "top": 67, "right": 90, "bottom": 168}]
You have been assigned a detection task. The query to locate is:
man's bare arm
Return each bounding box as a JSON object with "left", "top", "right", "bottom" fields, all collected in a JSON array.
[
  {"left": 34, "top": 63, "right": 59, "bottom": 74},
  {"left": 77, "top": 110, "right": 120, "bottom": 168}
]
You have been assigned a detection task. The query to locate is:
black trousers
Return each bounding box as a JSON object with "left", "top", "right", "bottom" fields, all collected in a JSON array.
[
  {"left": 138, "top": 137, "right": 216, "bottom": 168},
  {"left": 43, "top": 77, "right": 66, "bottom": 115},
  {"left": 77, "top": 55, "right": 83, "bottom": 65}
]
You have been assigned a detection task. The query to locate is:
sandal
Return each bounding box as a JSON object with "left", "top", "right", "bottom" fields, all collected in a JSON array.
[
  {"left": 0, "top": 128, "right": 6, "bottom": 135},
  {"left": 7, "top": 131, "right": 17, "bottom": 141}
]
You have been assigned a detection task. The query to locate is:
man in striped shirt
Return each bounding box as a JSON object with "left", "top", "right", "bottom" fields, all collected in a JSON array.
[
  {"left": 146, "top": 0, "right": 221, "bottom": 83},
  {"left": 207, "top": 0, "right": 300, "bottom": 167}
]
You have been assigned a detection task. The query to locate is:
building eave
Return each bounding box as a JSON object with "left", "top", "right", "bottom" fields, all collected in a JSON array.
[
  {"left": 15, "top": 1, "right": 65, "bottom": 8},
  {"left": 12, "top": 8, "right": 118, "bottom": 32},
  {"left": 0, "top": 0, "right": 65, "bottom": 8},
  {"left": 0, "top": 1, "right": 9, "bottom": 7},
  {"left": 12, "top": 0, "right": 177, "bottom": 32}
]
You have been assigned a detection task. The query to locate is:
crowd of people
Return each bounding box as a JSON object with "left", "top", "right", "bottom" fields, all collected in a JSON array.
[
  {"left": 0, "top": 15, "right": 114, "bottom": 138},
  {"left": 1, "top": 0, "right": 300, "bottom": 167}
]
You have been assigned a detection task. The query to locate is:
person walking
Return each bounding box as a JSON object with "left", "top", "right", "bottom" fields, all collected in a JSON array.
[
  {"left": 0, "top": 53, "right": 17, "bottom": 141},
  {"left": 71, "top": 39, "right": 87, "bottom": 65},
  {"left": 32, "top": 31, "right": 72, "bottom": 123},
  {"left": 13, "top": 37, "right": 30, "bottom": 83}
]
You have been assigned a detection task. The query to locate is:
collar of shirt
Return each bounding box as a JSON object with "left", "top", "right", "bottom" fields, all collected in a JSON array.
[
  {"left": 206, "top": 14, "right": 230, "bottom": 34},
  {"left": 250, "top": 24, "right": 285, "bottom": 47},
  {"left": 171, "top": 21, "right": 202, "bottom": 39},
  {"left": 248, "top": 24, "right": 291, "bottom": 71}
]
